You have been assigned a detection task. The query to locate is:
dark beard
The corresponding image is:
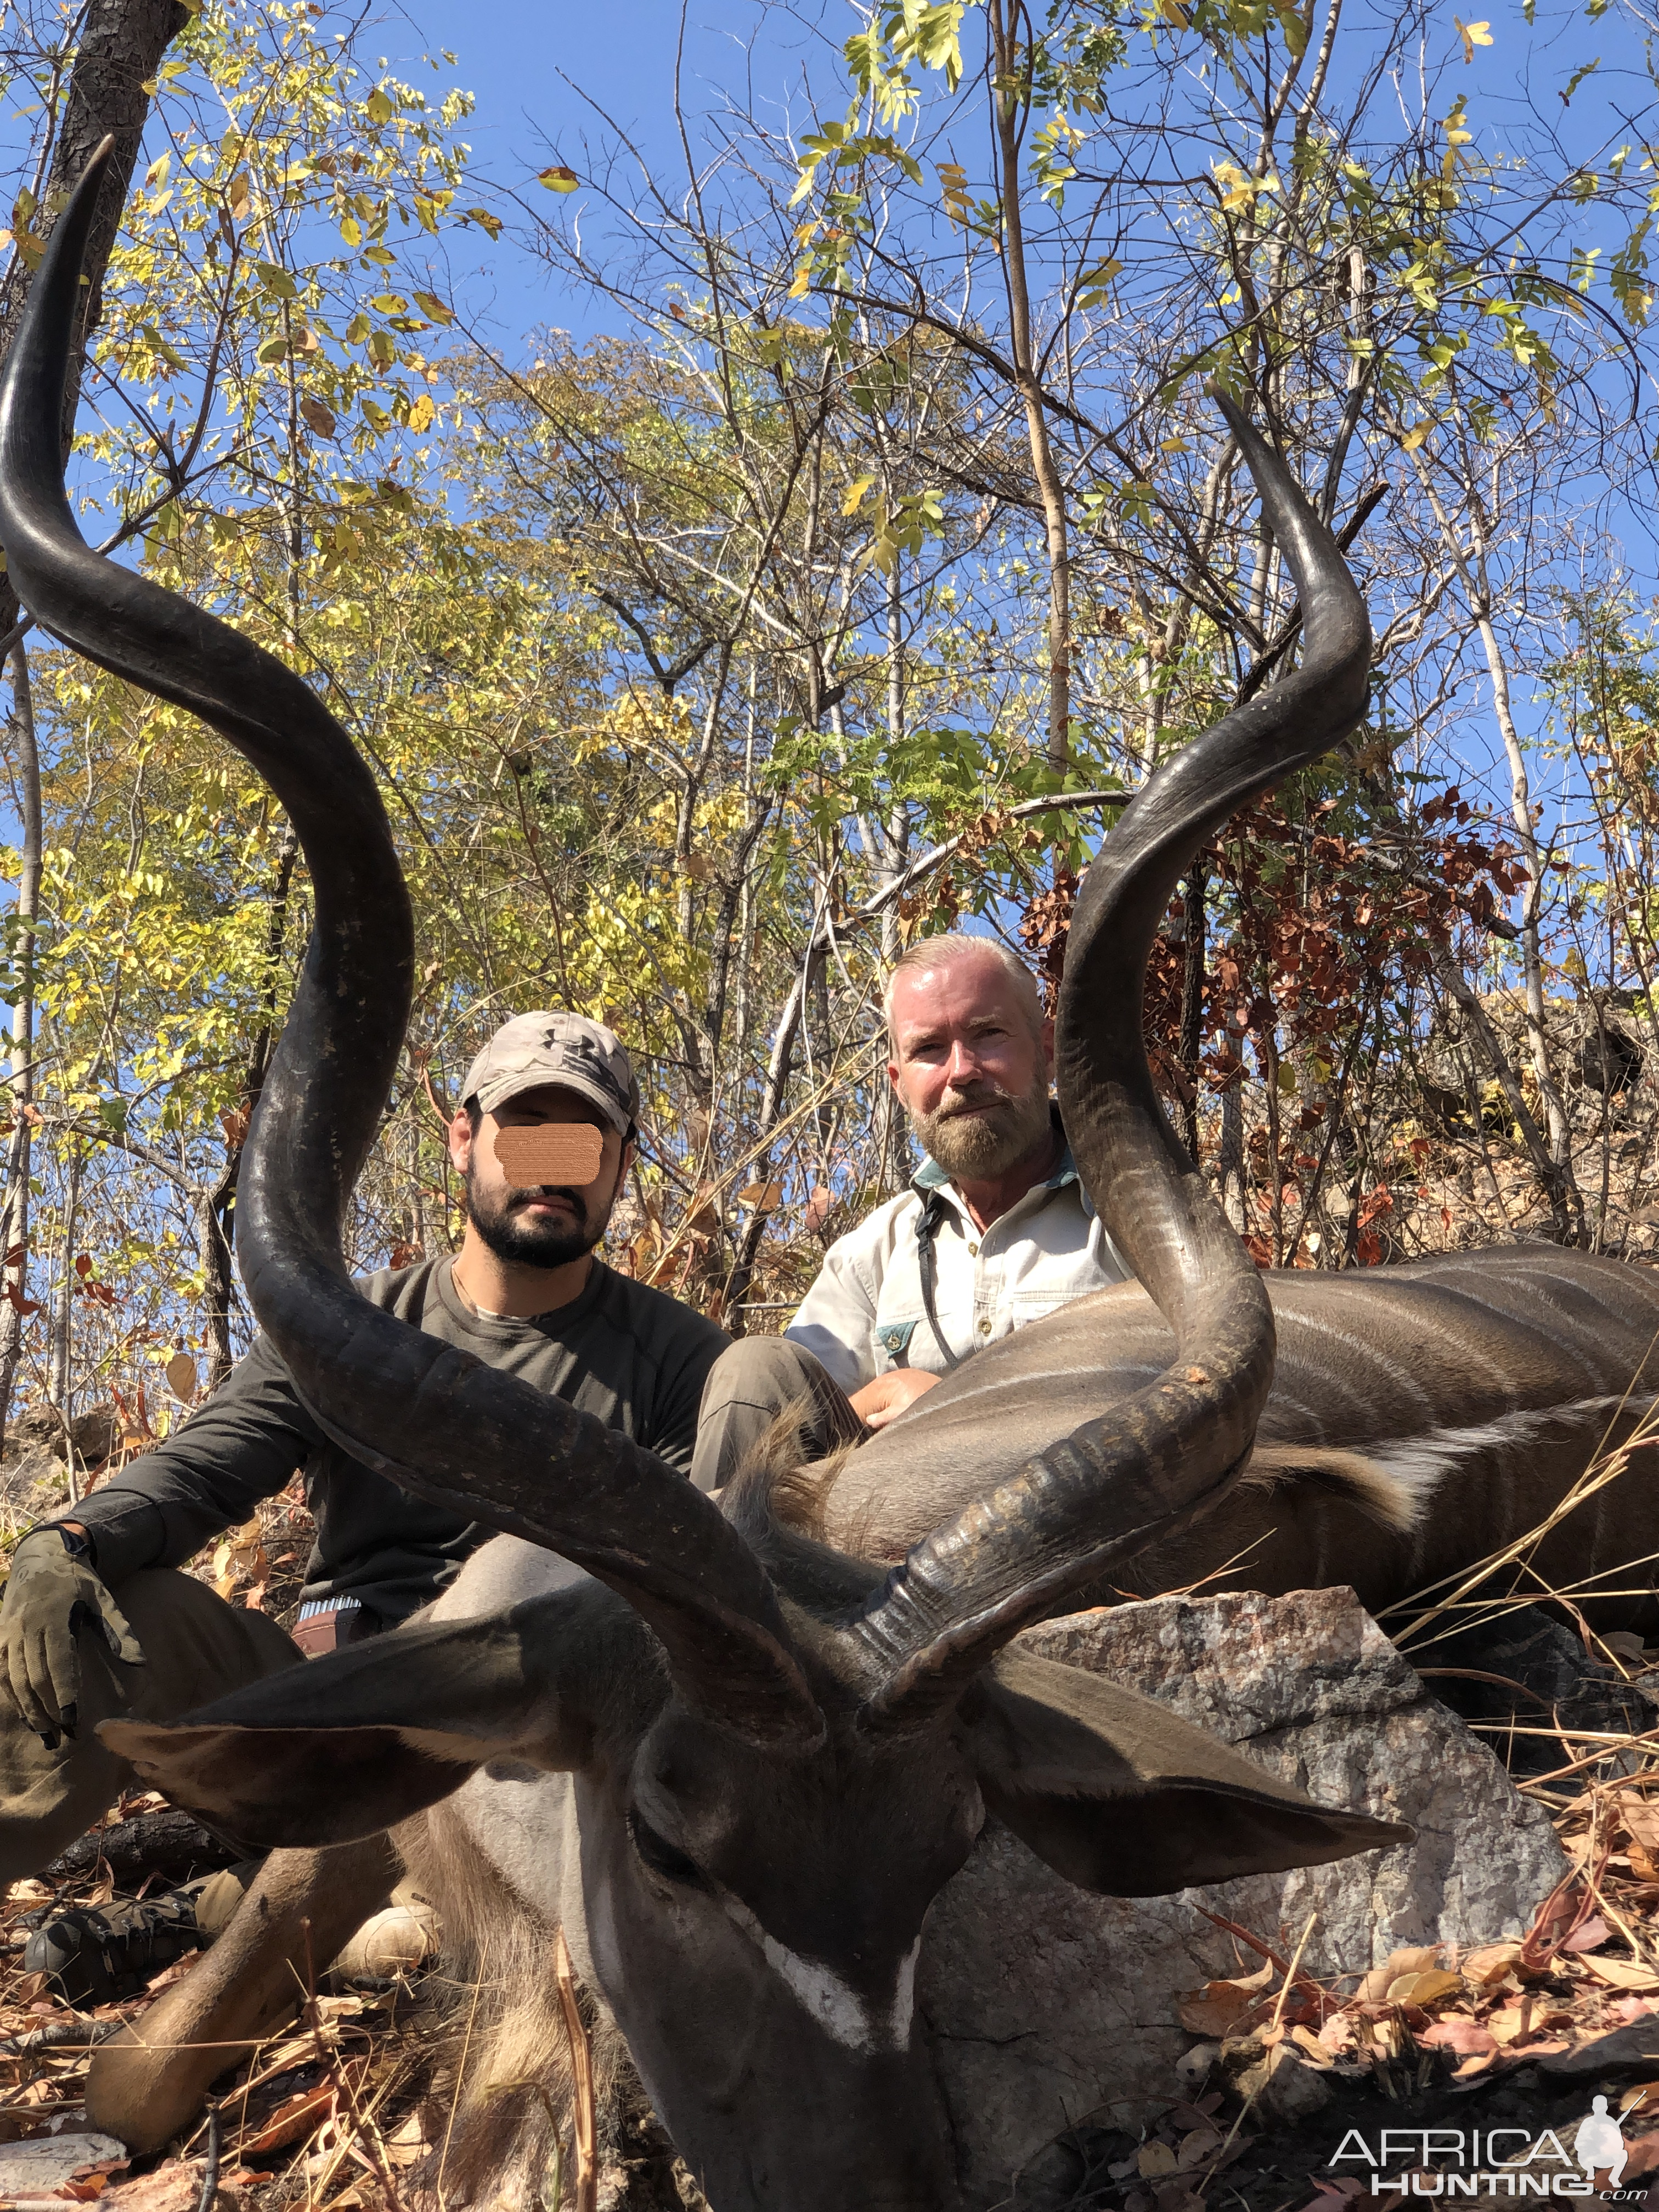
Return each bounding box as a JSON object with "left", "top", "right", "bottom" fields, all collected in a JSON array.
[
  {"left": 464, "top": 1175, "right": 604, "bottom": 1269},
  {"left": 911, "top": 1070, "right": 1052, "bottom": 1180}
]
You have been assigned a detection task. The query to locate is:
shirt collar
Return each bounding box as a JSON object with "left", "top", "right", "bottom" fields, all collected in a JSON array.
[{"left": 913, "top": 1107, "right": 1080, "bottom": 1198}]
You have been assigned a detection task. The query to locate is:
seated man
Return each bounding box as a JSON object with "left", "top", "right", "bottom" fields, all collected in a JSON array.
[
  {"left": 0, "top": 1011, "right": 741, "bottom": 1985},
  {"left": 787, "top": 933, "right": 1131, "bottom": 1429}
]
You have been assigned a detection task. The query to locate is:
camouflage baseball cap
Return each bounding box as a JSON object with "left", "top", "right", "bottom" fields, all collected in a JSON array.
[{"left": 460, "top": 1012, "right": 640, "bottom": 1136}]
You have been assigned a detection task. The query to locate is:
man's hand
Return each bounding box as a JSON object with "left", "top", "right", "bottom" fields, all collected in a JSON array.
[
  {"left": 0, "top": 1528, "right": 144, "bottom": 1747},
  {"left": 849, "top": 1369, "right": 943, "bottom": 1432}
]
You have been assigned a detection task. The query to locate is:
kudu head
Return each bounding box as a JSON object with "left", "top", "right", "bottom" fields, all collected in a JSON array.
[{"left": 5, "top": 145, "right": 1395, "bottom": 2211}]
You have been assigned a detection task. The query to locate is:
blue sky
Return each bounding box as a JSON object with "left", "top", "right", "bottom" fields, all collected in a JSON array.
[{"left": 386, "top": 0, "right": 797, "bottom": 353}]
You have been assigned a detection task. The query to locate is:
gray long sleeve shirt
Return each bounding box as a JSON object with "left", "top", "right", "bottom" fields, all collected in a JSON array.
[{"left": 66, "top": 1255, "right": 731, "bottom": 1623}]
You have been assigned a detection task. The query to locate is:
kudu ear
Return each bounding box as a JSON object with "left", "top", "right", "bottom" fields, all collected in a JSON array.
[
  {"left": 98, "top": 1588, "right": 651, "bottom": 1853},
  {"left": 961, "top": 1651, "right": 1409, "bottom": 1896}
]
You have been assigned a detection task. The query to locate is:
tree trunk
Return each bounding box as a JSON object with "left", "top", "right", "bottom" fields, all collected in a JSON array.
[
  {"left": 0, "top": 643, "right": 42, "bottom": 1442},
  {"left": 1401, "top": 421, "right": 1583, "bottom": 1242},
  {"left": 0, "top": 0, "right": 191, "bottom": 641},
  {"left": 988, "top": 0, "right": 1070, "bottom": 772},
  {"left": 49, "top": 1144, "right": 81, "bottom": 1419},
  {"left": 1178, "top": 866, "right": 1207, "bottom": 1167}
]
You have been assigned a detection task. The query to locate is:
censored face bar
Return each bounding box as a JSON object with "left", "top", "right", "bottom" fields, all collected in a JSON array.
[{"left": 492, "top": 1124, "right": 607, "bottom": 1189}]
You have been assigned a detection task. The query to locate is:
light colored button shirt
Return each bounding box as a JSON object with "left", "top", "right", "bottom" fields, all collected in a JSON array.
[{"left": 785, "top": 1128, "right": 1132, "bottom": 1394}]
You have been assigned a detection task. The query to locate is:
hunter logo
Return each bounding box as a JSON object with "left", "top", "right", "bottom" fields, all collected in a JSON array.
[
  {"left": 1329, "top": 2103, "right": 1643, "bottom": 2198},
  {"left": 546, "top": 1026, "right": 632, "bottom": 1115}
]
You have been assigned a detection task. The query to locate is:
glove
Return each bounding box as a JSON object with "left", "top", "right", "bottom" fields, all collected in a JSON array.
[{"left": 0, "top": 1528, "right": 145, "bottom": 1747}]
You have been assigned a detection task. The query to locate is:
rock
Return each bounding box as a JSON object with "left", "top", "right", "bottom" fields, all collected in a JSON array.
[
  {"left": 4, "top": 1403, "right": 120, "bottom": 1470},
  {"left": 1537, "top": 2016, "right": 1659, "bottom": 2078},
  {"left": 0, "top": 2130, "right": 126, "bottom": 2201},
  {"left": 0, "top": 1442, "right": 67, "bottom": 1513},
  {"left": 919, "top": 1586, "right": 1567, "bottom": 2209},
  {"left": 1231, "top": 2038, "right": 1334, "bottom": 2122},
  {"left": 1414, "top": 1605, "right": 1655, "bottom": 1773}
]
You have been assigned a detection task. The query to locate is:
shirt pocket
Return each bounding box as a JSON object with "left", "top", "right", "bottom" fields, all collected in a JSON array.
[{"left": 876, "top": 1317, "right": 921, "bottom": 1368}]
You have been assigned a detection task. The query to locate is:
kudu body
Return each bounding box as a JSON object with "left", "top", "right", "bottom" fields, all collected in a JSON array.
[
  {"left": 0, "top": 146, "right": 1640, "bottom": 2208},
  {"left": 828, "top": 1246, "right": 1659, "bottom": 1620}
]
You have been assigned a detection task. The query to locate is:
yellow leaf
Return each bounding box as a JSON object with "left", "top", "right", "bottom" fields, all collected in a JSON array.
[
  {"left": 1160, "top": 0, "right": 1189, "bottom": 24},
  {"left": 939, "top": 161, "right": 970, "bottom": 225},
  {"left": 539, "top": 166, "right": 580, "bottom": 193},
  {"left": 411, "top": 289, "right": 454, "bottom": 325},
  {"left": 788, "top": 262, "right": 812, "bottom": 299},
  {"left": 407, "top": 393, "right": 435, "bottom": 433},
  {"left": 143, "top": 153, "right": 171, "bottom": 190},
  {"left": 1386, "top": 1968, "right": 1465, "bottom": 2006},
  {"left": 1453, "top": 16, "right": 1492, "bottom": 60},
  {"left": 1400, "top": 421, "right": 1430, "bottom": 451},
  {"left": 366, "top": 86, "right": 394, "bottom": 125},
  {"left": 841, "top": 473, "right": 876, "bottom": 516}
]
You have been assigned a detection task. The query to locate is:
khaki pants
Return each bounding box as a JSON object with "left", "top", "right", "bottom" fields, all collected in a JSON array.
[
  {"left": 690, "top": 1336, "right": 867, "bottom": 1493},
  {"left": 0, "top": 1569, "right": 301, "bottom": 1886}
]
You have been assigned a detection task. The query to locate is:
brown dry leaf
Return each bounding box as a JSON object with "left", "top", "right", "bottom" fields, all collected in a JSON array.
[
  {"left": 1175, "top": 1978, "right": 1266, "bottom": 2038},
  {"left": 1463, "top": 1942, "right": 1524, "bottom": 1987},
  {"left": 1620, "top": 2083, "right": 1659, "bottom": 2117},
  {"left": 1562, "top": 1915, "right": 1612, "bottom": 1953},
  {"left": 1386, "top": 1968, "right": 1465, "bottom": 2007},
  {"left": 1488, "top": 2004, "right": 1574, "bottom": 2046},
  {"left": 1454, "top": 2049, "right": 1500, "bottom": 2080},
  {"left": 736, "top": 1181, "right": 785, "bottom": 1210},
  {"left": 381, "top": 2113, "right": 431, "bottom": 2169},
  {"left": 163, "top": 1353, "right": 196, "bottom": 1404},
  {"left": 1418, "top": 2018, "right": 1498, "bottom": 2057},
  {"left": 1601, "top": 1631, "right": 1648, "bottom": 1665},
  {"left": 1290, "top": 2024, "right": 1336, "bottom": 2068},
  {"left": 238, "top": 2082, "right": 335, "bottom": 2158},
  {"left": 1137, "top": 2143, "right": 1179, "bottom": 2179},
  {"left": 1175, "top": 2127, "right": 1223, "bottom": 2170},
  {"left": 1359, "top": 1946, "right": 1441, "bottom": 2003},
  {"left": 1579, "top": 1955, "right": 1659, "bottom": 1991}
]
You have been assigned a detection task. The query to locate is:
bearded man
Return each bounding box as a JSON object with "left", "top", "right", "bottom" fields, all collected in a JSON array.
[
  {"left": 783, "top": 934, "right": 1131, "bottom": 1431},
  {"left": 0, "top": 1013, "right": 741, "bottom": 1987}
]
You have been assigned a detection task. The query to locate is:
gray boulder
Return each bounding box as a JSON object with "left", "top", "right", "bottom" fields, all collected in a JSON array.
[{"left": 919, "top": 1585, "right": 1567, "bottom": 2208}]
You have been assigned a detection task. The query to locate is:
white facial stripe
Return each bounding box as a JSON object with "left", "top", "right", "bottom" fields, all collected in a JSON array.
[{"left": 721, "top": 1892, "right": 919, "bottom": 2053}]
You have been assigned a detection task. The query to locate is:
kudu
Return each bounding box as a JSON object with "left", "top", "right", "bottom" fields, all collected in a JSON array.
[{"left": 1, "top": 144, "right": 1651, "bottom": 2205}]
